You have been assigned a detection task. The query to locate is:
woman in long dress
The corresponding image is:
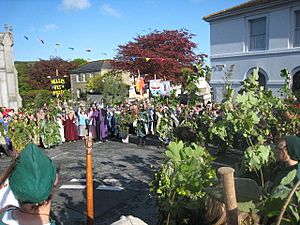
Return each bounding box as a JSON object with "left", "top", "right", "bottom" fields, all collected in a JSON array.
[{"left": 63, "top": 111, "right": 78, "bottom": 142}]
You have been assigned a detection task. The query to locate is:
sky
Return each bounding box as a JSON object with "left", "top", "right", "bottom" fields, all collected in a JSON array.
[{"left": 1, "top": 0, "right": 246, "bottom": 62}]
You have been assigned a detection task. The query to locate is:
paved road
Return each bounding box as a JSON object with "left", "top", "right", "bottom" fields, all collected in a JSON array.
[
  {"left": 1, "top": 136, "right": 165, "bottom": 225},
  {"left": 0, "top": 136, "right": 242, "bottom": 225}
]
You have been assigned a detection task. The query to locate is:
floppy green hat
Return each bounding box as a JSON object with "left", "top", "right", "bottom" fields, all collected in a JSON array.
[
  {"left": 285, "top": 135, "right": 300, "bottom": 179},
  {"left": 9, "top": 143, "right": 56, "bottom": 204}
]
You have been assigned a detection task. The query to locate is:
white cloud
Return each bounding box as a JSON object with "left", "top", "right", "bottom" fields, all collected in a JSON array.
[
  {"left": 100, "top": 4, "right": 121, "bottom": 18},
  {"left": 43, "top": 24, "right": 59, "bottom": 32},
  {"left": 59, "top": 0, "right": 91, "bottom": 11}
]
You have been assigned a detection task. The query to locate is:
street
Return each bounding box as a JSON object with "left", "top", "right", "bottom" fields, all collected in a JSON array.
[
  {"left": 0, "top": 135, "right": 242, "bottom": 225},
  {"left": 1, "top": 136, "right": 165, "bottom": 225}
]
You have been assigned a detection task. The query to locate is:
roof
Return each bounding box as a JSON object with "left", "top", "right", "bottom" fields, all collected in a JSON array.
[
  {"left": 71, "top": 60, "right": 112, "bottom": 74},
  {"left": 203, "top": 0, "right": 292, "bottom": 22}
]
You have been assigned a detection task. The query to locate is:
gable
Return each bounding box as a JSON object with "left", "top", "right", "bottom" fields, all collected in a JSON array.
[{"left": 203, "top": 0, "right": 295, "bottom": 22}]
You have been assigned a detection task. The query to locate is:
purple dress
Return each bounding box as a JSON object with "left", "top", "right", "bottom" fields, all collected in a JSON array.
[{"left": 97, "top": 109, "right": 108, "bottom": 140}]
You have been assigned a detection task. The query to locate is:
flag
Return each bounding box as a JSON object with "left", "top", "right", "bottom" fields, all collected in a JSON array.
[
  {"left": 24, "top": 35, "right": 29, "bottom": 40},
  {"left": 38, "top": 38, "right": 45, "bottom": 44},
  {"left": 55, "top": 43, "right": 60, "bottom": 47},
  {"left": 145, "top": 58, "right": 151, "bottom": 62},
  {"left": 86, "top": 49, "right": 91, "bottom": 52},
  {"left": 68, "top": 47, "right": 75, "bottom": 50}
]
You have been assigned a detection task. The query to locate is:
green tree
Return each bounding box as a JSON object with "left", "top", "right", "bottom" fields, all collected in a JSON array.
[
  {"left": 87, "top": 71, "right": 129, "bottom": 104},
  {"left": 15, "top": 61, "right": 35, "bottom": 94},
  {"left": 72, "top": 58, "right": 88, "bottom": 67}
]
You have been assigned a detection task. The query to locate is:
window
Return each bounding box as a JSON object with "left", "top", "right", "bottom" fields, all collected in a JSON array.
[
  {"left": 249, "top": 17, "right": 267, "bottom": 51},
  {"left": 82, "top": 74, "right": 86, "bottom": 82},
  {"left": 76, "top": 74, "right": 79, "bottom": 82},
  {"left": 295, "top": 11, "right": 300, "bottom": 47}
]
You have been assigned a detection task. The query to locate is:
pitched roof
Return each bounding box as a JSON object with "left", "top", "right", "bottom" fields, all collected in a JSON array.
[
  {"left": 71, "top": 60, "right": 112, "bottom": 74},
  {"left": 203, "top": 0, "right": 289, "bottom": 22}
]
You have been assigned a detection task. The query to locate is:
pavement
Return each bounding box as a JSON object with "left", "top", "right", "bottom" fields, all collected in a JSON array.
[{"left": 0, "top": 135, "right": 242, "bottom": 225}]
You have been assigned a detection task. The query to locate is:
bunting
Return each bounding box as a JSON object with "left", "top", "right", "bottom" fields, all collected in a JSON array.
[
  {"left": 38, "top": 38, "right": 45, "bottom": 44},
  {"left": 21, "top": 34, "right": 178, "bottom": 62}
]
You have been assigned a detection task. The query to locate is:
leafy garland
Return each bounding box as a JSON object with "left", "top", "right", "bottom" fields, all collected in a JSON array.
[{"left": 151, "top": 67, "right": 300, "bottom": 224}]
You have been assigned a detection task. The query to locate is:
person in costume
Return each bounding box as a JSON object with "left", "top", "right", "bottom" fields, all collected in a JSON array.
[
  {"left": 77, "top": 107, "right": 88, "bottom": 140},
  {"left": 274, "top": 135, "right": 300, "bottom": 185},
  {"left": 63, "top": 110, "right": 78, "bottom": 142},
  {"left": 136, "top": 104, "right": 151, "bottom": 146},
  {"left": 0, "top": 143, "right": 58, "bottom": 225}
]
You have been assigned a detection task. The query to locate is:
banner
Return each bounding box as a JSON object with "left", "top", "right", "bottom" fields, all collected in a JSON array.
[
  {"left": 160, "top": 81, "right": 171, "bottom": 96},
  {"left": 149, "top": 79, "right": 171, "bottom": 96},
  {"left": 149, "top": 79, "right": 161, "bottom": 96},
  {"left": 50, "top": 78, "right": 65, "bottom": 97}
]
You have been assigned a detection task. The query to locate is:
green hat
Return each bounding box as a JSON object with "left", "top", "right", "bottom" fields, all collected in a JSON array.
[
  {"left": 9, "top": 143, "right": 56, "bottom": 204},
  {"left": 285, "top": 135, "right": 300, "bottom": 179}
]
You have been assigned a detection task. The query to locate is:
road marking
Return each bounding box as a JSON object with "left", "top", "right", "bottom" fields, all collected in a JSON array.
[
  {"left": 96, "top": 185, "right": 124, "bottom": 191},
  {"left": 60, "top": 184, "right": 86, "bottom": 189},
  {"left": 70, "top": 178, "right": 96, "bottom": 182}
]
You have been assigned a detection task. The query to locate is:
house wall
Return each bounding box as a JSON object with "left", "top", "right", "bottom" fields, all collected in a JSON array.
[
  {"left": 208, "top": 1, "right": 300, "bottom": 102},
  {"left": 70, "top": 69, "right": 131, "bottom": 99}
]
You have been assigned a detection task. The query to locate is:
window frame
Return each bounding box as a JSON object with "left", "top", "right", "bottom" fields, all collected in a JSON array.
[
  {"left": 248, "top": 16, "right": 268, "bottom": 51},
  {"left": 294, "top": 10, "right": 300, "bottom": 47}
]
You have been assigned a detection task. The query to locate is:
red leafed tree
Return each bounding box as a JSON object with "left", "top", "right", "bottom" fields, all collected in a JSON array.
[
  {"left": 29, "top": 57, "right": 76, "bottom": 90},
  {"left": 112, "top": 29, "right": 199, "bottom": 83}
]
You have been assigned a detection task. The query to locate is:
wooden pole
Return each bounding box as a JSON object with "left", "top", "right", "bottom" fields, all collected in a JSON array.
[
  {"left": 218, "top": 167, "right": 238, "bottom": 225},
  {"left": 85, "top": 136, "right": 94, "bottom": 225}
]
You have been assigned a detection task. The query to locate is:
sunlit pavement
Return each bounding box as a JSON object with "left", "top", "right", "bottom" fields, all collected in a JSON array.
[{"left": 0, "top": 136, "right": 242, "bottom": 225}]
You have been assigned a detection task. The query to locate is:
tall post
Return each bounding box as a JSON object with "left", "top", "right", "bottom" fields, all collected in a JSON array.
[
  {"left": 55, "top": 69, "right": 60, "bottom": 106},
  {"left": 218, "top": 167, "right": 238, "bottom": 225},
  {"left": 85, "top": 136, "right": 94, "bottom": 225}
]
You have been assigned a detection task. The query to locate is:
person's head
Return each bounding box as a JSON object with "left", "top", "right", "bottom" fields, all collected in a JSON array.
[
  {"left": 9, "top": 143, "right": 58, "bottom": 206},
  {"left": 276, "top": 136, "right": 300, "bottom": 165}
]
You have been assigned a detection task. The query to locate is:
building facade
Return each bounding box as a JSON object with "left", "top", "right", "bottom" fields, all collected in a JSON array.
[
  {"left": 0, "top": 27, "right": 22, "bottom": 109},
  {"left": 70, "top": 60, "right": 131, "bottom": 99},
  {"left": 204, "top": 0, "right": 300, "bottom": 102}
]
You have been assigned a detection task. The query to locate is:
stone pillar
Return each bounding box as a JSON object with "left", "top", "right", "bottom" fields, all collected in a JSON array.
[{"left": 0, "top": 27, "right": 22, "bottom": 109}]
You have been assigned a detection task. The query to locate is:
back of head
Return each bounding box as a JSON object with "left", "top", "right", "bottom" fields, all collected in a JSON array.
[{"left": 9, "top": 143, "right": 56, "bottom": 204}]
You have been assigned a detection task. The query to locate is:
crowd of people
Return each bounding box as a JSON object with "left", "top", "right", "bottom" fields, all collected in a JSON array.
[
  {"left": 0, "top": 100, "right": 222, "bottom": 158},
  {"left": 0, "top": 97, "right": 300, "bottom": 224}
]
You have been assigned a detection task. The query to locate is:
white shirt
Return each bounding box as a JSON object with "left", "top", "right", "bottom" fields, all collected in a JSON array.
[{"left": 0, "top": 179, "right": 19, "bottom": 210}]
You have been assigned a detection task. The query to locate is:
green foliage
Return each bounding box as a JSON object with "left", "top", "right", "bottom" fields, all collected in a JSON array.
[
  {"left": 243, "top": 145, "right": 274, "bottom": 172},
  {"left": 150, "top": 141, "right": 216, "bottom": 225},
  {"left": 87, "top": 71, "right": 129, "bottom": 104},
  {"left": 21, "top": 89, "right": 52, "bottom": 109},
  {"left": 279, "top": 68, "right": 293, "bottom": 99},
  {"left": 8, "top": 117, "right": 35, "bottom": 152},
  {"left": 261, "top": 170, "right": 300, "bottom": 224},
  {"left": 15, "top": 61, "right": 35, "bottom": 94},
  {"left": 72, "top": 58, "right": 88, "bottom": 67},
  {"left": 40, "top": 117, "right": 61, "bottom": 148}
]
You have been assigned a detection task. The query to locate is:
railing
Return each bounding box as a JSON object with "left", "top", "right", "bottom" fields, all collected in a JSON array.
[{"left": 250, "top": 34, "right": 266, "bottom": 51}]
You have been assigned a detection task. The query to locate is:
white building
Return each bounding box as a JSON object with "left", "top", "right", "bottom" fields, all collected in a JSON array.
[
  {"left": 0, "top": 26, "right": 22, "bottom": 109},
  {"left": 204, "top": 0, "right": 300, "bottom": 102}
]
